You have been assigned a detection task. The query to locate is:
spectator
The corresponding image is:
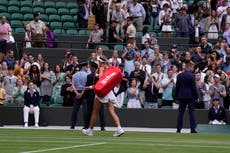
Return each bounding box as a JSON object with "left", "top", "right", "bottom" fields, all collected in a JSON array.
[
  {"left": 23, "top": 81, "right": 40, "bottom": 128},
  {"left": 189, "top": 19, "right": 203, "bottom": 45},
  {"left": 109, "top": 50, "right": 122, "bottom": 67},
  {"left": 143, "top": 75, "right": 159, "bottom": 109},
  {"left": 209, "top": 74, "right": 226, "bottom": 106},
  {"left": 200, "top": 35, "right": 213, "bottom": 55},
  {"left": 158, "top": 3, "right": 170, "bottom": 30},
  {"left": 203, "top": 74, "right": 212, "bottom": 109},
  {"left": 0, "top": 16, "right": 12, "bottom": 62},
  {"left": 129, "top": 61, "right": 146, "bottom": 88},
  {"left": 3, "top": 68, "right": 18, "bottom": 104},
  {"left": 86, "top": 23, "right": 103, "bottom": 49},
  {"left": 149, "top": 44, "right": 163, "bottom": 67},
  {"left": 29, "top": 13, "right": 46, "bottom": 47},
  {"left": 61, "top": 74, "right": 74, "bottom": 107},
  {"left": 149, "top": 0, "right": 160, "bottom": 30},
  {"left": 78, "top": 0, "right": 90, "bottom": 29},
  {"left": 128, "top": 0, "right": 146, "bottom": 31},
  {"left": 24, "top": 24, "right": 32, "bottom": 48},
  {"left": 208, "top": 99, "right": 227, "bottom": 124},
  {"left": 142, "top": 26, "right": 153, "bottom": 48},
  {"left": 161, "top": 4, "right": 172, "bottom": 37},
  {"left": 92, "top": 0, "right": 106, "bottom": 29},
  {"left": 108, "top": 20, "right": 123, "bottom": 48},
  {"left": 28, "top": 64, "right": 41, "bottom": 89},
  {"left": 195, "top": 72, "right": 205, "bottom": 109},
  {"left": 140, "top": 56, "right": 152, "bottom": 76},
  {"left": 219, "top": 5, "right": 229, "bottom": 32},
  {"left": 36, "top": 53, "right": 45, "bottom": 68},
  {"left": 23, "top": 54, "right": 40, "bottom": 74},
  {"left": 46, "top": 25, "right": 56, "bottom": 48},
  {"left": 13, "top": 79, "right": 27, "bottom": 106},
  {"left": 125, "top": 17, "right": 137, "bottom": 45},
  {"left": 4, "top": 50, "right": 15, "bottom": 69},
  {"left": 175, "top": 7, "right": 192, "bottom": 37},
  {"left": 0, "top": 61, "right": 8, "bottom": 82},
  {"left": 62, "top": 50, "right": 72, "bottom": 71},
  {"left": 65, "top": 55, "right": 79, "bottom": 75},
  {"left": 223, "top": 23, "right": 230, "bottom": 45},
  {"left": 0, "top": 82, "right": 6, "bottom": 105},
  {"left": 127, "top": 78, "right": 142, "bottom": 108},
  {"left": 160, "top": 52, "right": 172, "bottom": 73},
  {"left": 40, "top": 62, "right": 53, "bottom": 104},
  {"left": 161, "top": 68, "right": 176, "bottom": 107},
  {"left": 111, "top": 3, "right": 127, "bottom": 35},
  {"left": 51, "top": 65, "right": 65, "bottom": 104},
  {"left": 205, "top": 10, "right": 219, "bottom": 39},
  {"left": 141, "top": 41, "right": 154, "bottom": 59}
]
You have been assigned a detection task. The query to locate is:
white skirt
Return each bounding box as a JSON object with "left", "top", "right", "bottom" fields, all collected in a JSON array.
[
  {"left": 127, "top": 99, "right": 141, "bottom": 108},
  {"left": 162, "top": 25, "right": 172, "bottom": 32},
  {"left": 95, "top": 90, "right": 117, "bottom": 104}
]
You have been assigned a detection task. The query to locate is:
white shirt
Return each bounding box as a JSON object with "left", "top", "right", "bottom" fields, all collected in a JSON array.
[
  {"left": 129, "top": 2, "right": 146, "bottom": 20},
  {"left": 140, "top": 64, "right": 151, "bottom": 76},
  {"left": 142, "top": 33, "right": 150, "bottom": 44}
]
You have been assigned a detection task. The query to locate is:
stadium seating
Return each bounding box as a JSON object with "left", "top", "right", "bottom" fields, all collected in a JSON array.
[
  {"left": 56, "top": 2, "right": 66, "bottom": 9},
  {"left": 8, "top": 6, "right": 20, "bottom": 13},
  {"left": 114, "top": 44, "right": 125, "bottom": 52},
  {"left": 44, "top": 1, "right": 56, "bottom": 8},
  {"left": 99, "top": 45, "right": 109, "bottom": 51},
  {"left": 63, "top": 22, "right": 75, "bottom": 30},
  {"left": 21, "top": 1, "right": 33, "bottom": 8},
  {"left": 33, "top": 1, "right": 44, "bottom": 8},
  {"left": 14, "top": 27, "right": 25, "bottom": 33},
  {"left": 0, "top": 6, "right": 7, "bottom": 13},
  {"left": 24, "top": 14, "right": 33, "bottom": 22},
  {"left": 61, "top": 15, "right": 73, "bottom": 22},
  {"left": 11, "top": 20, "right": 23, "bottom": 28},
  {"left": 45, "top": 8, "right": 57, "bottom": 15},
  {"left": 9, "top": 0, "right": 20, "bottom": 7},
  {"left": 67, "top": 2, "right": 78, "bottom": 10},
  {"left": 78, "top": 29, "right": 90, "bottom": 36},
  {"left": 21, "top": 7, "right": 33, "bottom": 14},
  {"left": 58, "top": 8, "right": 69, "bottom": 15},
  {"left": 0, "top": 12, "right": 11, "bottom": 20},
  {"left": 136, "top": 31, "right": 142, "bottom": 38},
  {"left": 70, "top": 8, "right": 78, "bottom": 16},
  {"left": 73, "top": 15, "right": 78, "bottom": 23},
  {"left": 49, "top": 14, "right": 61, "bottom": 22},
  {"left": 50, "top": 22, "right": 62, "bottom": 29},
  {"left": 11, "top": 13, "right": 23, "bottom": 21},
  {"left": 66, "top": 29, "right": 78, "bottom": 35},
  {"left": 53, "top": 29, "right": 65, "bottom": 35},
  {"left": 0, "top": 0, "right": 8, "bottom": 7},
  {"left": 39, "top": 14, "right": 49, "bottom": 22},
  {"left": 33, "top": 7, "right": 45, "bottom": 14}
]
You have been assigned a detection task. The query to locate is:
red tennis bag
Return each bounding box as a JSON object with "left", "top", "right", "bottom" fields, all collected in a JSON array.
[{"left": 94, "top": 67, "right": 123, "bottom": 98}]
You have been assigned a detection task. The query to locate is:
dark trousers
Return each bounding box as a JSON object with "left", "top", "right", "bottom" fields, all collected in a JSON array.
[
  {"left": 71, "top": 92, "right": 87, "bottom": 128},
  {"left": 177, "top": 99, "right": 196, "bottom": 131},
  {"left": 85, "top": 97, "right": 105, "bottom": 129}
]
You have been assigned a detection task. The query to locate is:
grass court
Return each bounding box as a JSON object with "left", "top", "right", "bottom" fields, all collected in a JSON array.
[{"left": 0, "top": 128, "right": 229, "bottom": 153}]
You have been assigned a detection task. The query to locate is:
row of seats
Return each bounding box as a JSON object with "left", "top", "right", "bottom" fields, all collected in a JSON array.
[
  {"left": 0, "top": 1, "right": 78, "bottom": 9},
  {"left": 0, "top": 6, "right": 78, "bottom": 15}
]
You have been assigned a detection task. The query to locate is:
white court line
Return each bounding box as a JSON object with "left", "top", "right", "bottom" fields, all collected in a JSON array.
[{"left": 19, "top": 142, "right": 107, "bottom": 153}]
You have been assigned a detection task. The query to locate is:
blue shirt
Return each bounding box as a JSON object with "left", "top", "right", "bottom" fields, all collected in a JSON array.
[
  {"left": 141, "top": 48, "right": 154, "bottom": 58},
  {"left": 72, "top": 70, "right": 88, "bottom": 90},
  {"left": 162, "top": 76, "right": 175, "bottom": 100}
]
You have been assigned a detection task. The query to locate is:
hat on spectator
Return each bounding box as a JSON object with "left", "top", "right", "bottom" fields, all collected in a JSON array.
[
  {"left": 90, "top": 62, "right": 98, "bottom": 69},
  {"left": 171, "top": 44, "right": 177, "bottom": 49},
  {"left": 78, "top": 62, "right": 88, "bottom": 68},
  {"left": 214, "top": 74, "right": 220, "bottom": 78}
]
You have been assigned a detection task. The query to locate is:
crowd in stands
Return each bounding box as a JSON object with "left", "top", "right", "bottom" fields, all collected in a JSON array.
[{"left": 0, "top": 0, "right": 229, "bottom": 128}]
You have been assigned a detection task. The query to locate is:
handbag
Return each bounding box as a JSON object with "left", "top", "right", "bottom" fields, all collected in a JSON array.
[{"left": 7, "top": 34, "right": 15, "bottom": 43}]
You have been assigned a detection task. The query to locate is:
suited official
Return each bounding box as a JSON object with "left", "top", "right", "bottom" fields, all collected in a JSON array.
[
  {"left": 84, "top": 62, "right": 105, "bottom": 130},
  {"left": 175, "top": 61, "right": 199, "bottom": 133},
  {"left": 77, "top": 0, "right": 89, "bottom": 29}
]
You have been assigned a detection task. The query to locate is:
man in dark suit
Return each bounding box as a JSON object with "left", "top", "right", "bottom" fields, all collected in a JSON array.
[
  {"left": 84, "top": 62, "right": 105, "bottom": 130},
  {"left": 77, "top": 0, "right": 89, "bottom": 29},
  {"left": 175, "top": 61, "right": 199, "bottom": 133}
]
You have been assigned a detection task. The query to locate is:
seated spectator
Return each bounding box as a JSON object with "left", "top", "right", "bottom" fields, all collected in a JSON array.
[
  {"left": 4, "top": 50, "right": 15, "bottom": 69},
  {"left": 208, "top": 99, "right": 227, "bottom": 124},
  {"left": 0, "top": 61, "right": 8, "bottom": 82},
  {"left": 127, "top": 78, "right": 142, "bottom": 108},
  {"left": 23, "top": 81, "right": 40, "bottom": 128},
  {"left": 46, "top": 25, "right": 56, "bottom": 48},
  {"left": 13, "top": 79, "right": 27, "bottom": 106},
  {"left": 0, "top": 82, "right": 6, "bottom": 105}
]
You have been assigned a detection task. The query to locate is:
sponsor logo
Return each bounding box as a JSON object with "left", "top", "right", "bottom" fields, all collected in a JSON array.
[{"left": 101, "top": 72, "right": 116, "bottom": 85}]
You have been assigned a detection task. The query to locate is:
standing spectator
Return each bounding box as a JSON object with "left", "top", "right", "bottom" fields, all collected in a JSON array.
[
  {"left": 200, "top": 35, "right": 213, "bottom": 55},
  {"left": 92, "top": 0, "right": 106, "bottom": 29},
  {"left": 40, "top": 62, "right": 52, "bottom": 104},
  {"left": 0, "top": 61, "right": 8, "bottom": 82},
  {"left": 71, "top": 62, "right": 88, "bottom": 129},
  {"left": 61, "top": 74, "right": 74, "bottom": 107},
  {"left": 84, "top": 62, "right": 105, "bottom": 130},
  {"left": 127, "top": 78, "right": 142, "bottom": 108},
  {"left": 108, "top": 20, "right": 123, "bottom": 48},
  {"left": 121, "top": 46, "right": 135, "bottom": 75},
  {"left": 209, "top": 74, "right": 226, "bottom": 106},
  {"left": 129, "top": 61, "right": 146, "bottom": 88},
  {"left": 111, "top": 3, "right": 127, "bottom": 35},
  {"left": 4, "top": 50, "right": 15, "bottom": 69},
  {"left": 109, "top": 50, "right": 122, "bottom": 67},
  {"left": 29, "top": 13, "right": 46, "bottom": 47},
  {"left": 13, "top": 79, "right": 27, "bottom": 106},
  {"left": 125, "top": 17, "right": 137, "bottom": 45},
  {"left": 161, "top": 68, "right": 176, "bottom": 107},
  {"left": 46, "top": 25, "right": 55, "bottom": 48},
  {"left": 143, "top": 75, "right": 159, "bottom": 109},
  {"left": 128, "top": 0, "right": 146, "bottom": 31},
  {"left": 78, "top": 0, "right": 90, "bottom": 29},
  {"left": 24, "top": 24, "right": 32, "bottom": 48},
  {"left": 205, "top": 10, "right": 219, "bottom": 39},
  {"left": 158, "top": 3, "right": 170, "bottom": 30},
  {"left": 0, "top": 16, "right": 12, "bottom": 62},
  {"left": 195, "top": 72, "right": 205, "bottom": 109},
  {"left": 65, "top": 55, "right": 79, "bottom": 74},
  {"left": 140, "top": 56, "right": 152, "bottom": 76},
  {"left": 175, "top": 7, "right": 192, "bottom": 37},
  {"left": 3, "top": 68, "right": 18, "bottom": 104},
  {"left": 208, "top": 99, "right": 227, "bottom": 124},
  {"left": 160, "top": 4, "right": 172, "bottom": 37},
  {"left": 141, "top": 41, "right": 154, "bottom": 59},
  {"left": 51, "top": 65, "right": 65, "bottom": 104},
  {"left": 23, "top": 82, "right": 40, "bottom": 128},
  {"left": 223, "top": 23, "right": 230, "bottom": 46},
  {"left": 176, "top": 62, "right": 199, "bottom": 133},
  {"left": 28, "top": 64, "right": 41, "bottom": 89},
  {"left": 86, "top": 24, "right": 103, "bottom": 49},
  {"left": 219, "top": 5, "right": 229, "bottom": 32},
  {"left": 189, "top": 19, "right": 203, "bottom": 45},
  {"left": 142, "top": 26, "right": 153, "bottom": 48},
  {"left": 203, "top": 74, "right": 212, "bottom": 109},
  {"left": 36, "top": 53, "right": 45, "bottom": 68},
  {"left": 149, "top": 0, "right": 160, "bottom": 30},
  {"left": 23, "top": 54, "right": 40, "bottom": 74},
  {"left": 160, "top": 52, "right": 172, "bottom": 73}
]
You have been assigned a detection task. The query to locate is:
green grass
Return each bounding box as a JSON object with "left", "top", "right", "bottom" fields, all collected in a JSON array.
[{"left": 0, "top": 129, "right": 230, "bottom": 153}]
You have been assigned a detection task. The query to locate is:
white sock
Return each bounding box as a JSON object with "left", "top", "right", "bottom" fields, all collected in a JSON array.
[{"left": 117, "top": 126, "right": 122, "bottom": 130}]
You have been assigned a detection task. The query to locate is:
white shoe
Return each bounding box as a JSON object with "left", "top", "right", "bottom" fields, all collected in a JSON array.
[
  {"left": 82, "top": 129, "right": 93, "bottom": 136},
  {"left": 35, "top": 123, "right": 39, "bottom": 128},
  {"left": 24, "top": 123, "right": 28, "bottom": 128},
  {"left": 113, "top": 128, "right": 125, "bottom": 137}
]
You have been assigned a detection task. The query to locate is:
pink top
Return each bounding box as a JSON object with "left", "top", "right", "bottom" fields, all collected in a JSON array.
[{"left": 0, "top": 23, "right": 12, "bottom": 41}]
